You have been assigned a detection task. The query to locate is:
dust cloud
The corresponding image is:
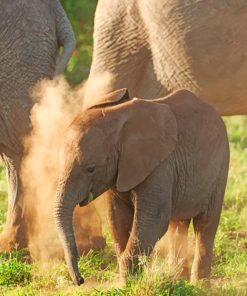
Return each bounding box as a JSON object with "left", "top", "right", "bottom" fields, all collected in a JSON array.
[
  {"left": 20, "top": 73, "right": 112, "bottom": 260},
  {"left": 83, "top": 72, "right": 115, "bottom": 110},
  {"left": 21, "top": 77, "right": 81, "bottom": 260}
]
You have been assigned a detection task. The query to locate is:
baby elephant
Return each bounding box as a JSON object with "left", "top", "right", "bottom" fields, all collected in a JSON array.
[{"left": 54, "top": 89, "right": 229, "bottom": 285}]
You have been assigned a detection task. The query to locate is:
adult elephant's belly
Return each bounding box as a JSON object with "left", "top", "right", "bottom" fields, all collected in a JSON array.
[
  {"left": 147, "top": 1, "right": 247, "bottom": 115},
  {"left": 0, "top": 0, "right": 58, "bottom": 101}
]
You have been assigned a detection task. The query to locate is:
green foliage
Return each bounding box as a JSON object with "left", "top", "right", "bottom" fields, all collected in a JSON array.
[
  {"left": 0, "top": 250, "right": 31, "bottom": 287},
  {"left": 88, "top": 279, "right": 205, "bottom": 296},
  {"left": 213, "top": 250, "right": 247, "bottom": 277},
  {"left": 78, "top": 249, "right": 117, "bottom": 282},
  {"left": 6, "top": 288, "right": 38, "bottom": 296},
  {"left": 224, "top": 116, "right": 247, "bottom": 149},
  {"left": 0, "top": 165, "right": 6, "bottom": 194},
  {"left": 60, "top": 0, "right": 98, "bottom": 85}
]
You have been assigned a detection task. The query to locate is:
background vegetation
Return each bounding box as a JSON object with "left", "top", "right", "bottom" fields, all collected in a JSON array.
[
  {"left": 60, "top": 0, "right": 98, "bottom": 85},
  {"left": 0, "top": 0, "right": 247, "bottom": 295}
]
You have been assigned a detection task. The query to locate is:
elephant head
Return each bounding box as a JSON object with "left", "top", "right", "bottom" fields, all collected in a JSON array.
[{"left": 54, "top": 89, "right": 177, "bottom": 285}]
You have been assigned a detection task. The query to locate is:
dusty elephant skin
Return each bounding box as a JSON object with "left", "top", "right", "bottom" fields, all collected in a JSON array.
[
  {"left": 0, "top": 0, "right": 75, "bottom": 251},
  {"left": 86, "top": 0, "right": 247, "bottom": 115},
  {"left": 54, "top": 89, "right": 229, "bottom": 285}
]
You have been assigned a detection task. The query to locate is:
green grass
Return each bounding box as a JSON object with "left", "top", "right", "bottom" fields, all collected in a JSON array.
[
  {"left": 0, "top": 250, "right": 31, "bottom": 287},
  {"left": 0, "top": 116, "right": 247, "bottom": 295}
]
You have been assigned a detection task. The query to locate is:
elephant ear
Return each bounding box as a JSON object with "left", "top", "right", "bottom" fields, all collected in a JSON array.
[
  {"left": 116, "top": 99, "right": 178, "bottom": 192},
  {"left": 88, "top": 88, "right": 130, "bottom": 110}
]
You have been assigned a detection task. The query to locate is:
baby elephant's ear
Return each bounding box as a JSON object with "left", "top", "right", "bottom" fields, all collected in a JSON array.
[
  {"left": 116, "top": 99, "right": 178, "bottom": 192},
  {"left": 87, "top": 88, "right": 130, "bottom": 110}
]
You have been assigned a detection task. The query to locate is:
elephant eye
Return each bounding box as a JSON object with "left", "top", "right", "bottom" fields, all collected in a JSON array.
[{"left": 86, "top": 165, "right": 95, "bottom": 174}]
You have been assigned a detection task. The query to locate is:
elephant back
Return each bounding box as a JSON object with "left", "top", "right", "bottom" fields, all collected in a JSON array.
[{"left": 142, "top": 0, "right": 247, "bottom": 114}]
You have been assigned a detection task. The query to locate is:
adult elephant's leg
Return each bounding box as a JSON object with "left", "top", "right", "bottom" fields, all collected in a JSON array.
[
  {"left": 107, "top": 190, "right": 134, "bottom": 256},
  {"left": 168, "top": 219, "right": 191, "bottom": 278},
  {"left": 0, "top": 153, "right": 27, "bottom": 251}
]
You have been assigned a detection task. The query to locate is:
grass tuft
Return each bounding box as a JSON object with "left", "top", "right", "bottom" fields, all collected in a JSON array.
[
  {"left": 78, "top": 249, "right": 117, "bottom": 282},
  {"left": 0, "top": 250, "right": 31, "bottom": 287}
]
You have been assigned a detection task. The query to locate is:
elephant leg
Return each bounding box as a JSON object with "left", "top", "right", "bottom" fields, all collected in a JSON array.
[
  {"left": 190, "top": 177, "right": 226, "bottom": 284},
  {"left": 107, "top": 190, "right": 134, "bottom": 256},
  {"left": 119, "top": 190, "right": 171, "bottom": 283},
  {"left": 190, "top": 215, "right": 217, "bottom": 284},
  {"left": 168, "top": 219, "right": 191, "bottom": 279},
  {"left": 0, "top": 154, "right": 27, "bottom": 251}
]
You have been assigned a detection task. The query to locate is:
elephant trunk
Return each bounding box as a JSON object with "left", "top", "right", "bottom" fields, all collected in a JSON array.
[{"left": 54, "top": 192, "right": 84, "bottom": 285}]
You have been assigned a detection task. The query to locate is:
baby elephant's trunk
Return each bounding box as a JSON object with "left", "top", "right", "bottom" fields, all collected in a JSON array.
[{"left": 54, "top": 191, "right": 84, "bottom": 285}]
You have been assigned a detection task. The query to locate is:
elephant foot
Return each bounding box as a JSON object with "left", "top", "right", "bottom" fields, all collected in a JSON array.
[{"left": 0, "top": 224, "right": 27, "bottom": 252}]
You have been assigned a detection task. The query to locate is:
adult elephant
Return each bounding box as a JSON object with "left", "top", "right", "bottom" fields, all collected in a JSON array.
[
  {"left": 0, "top": 0, "right": 75, "bottom": 251},
  {"left": 86, "top": 0, "right": 247, "bottom": 115}
]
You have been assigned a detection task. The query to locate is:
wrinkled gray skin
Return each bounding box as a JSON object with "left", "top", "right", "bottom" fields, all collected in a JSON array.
[
  {"left": 54, "top": 89, "right": 229, "bottom": 285},
  {"left": 87, "top": 0, "right": 247, "bottom": 115},
  {"left": 0, "top": 0, "right": 75, "bottom": 251}
]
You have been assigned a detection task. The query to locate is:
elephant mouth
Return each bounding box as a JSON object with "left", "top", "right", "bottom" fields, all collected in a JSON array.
[
  {"left": 79, "top": 192, "right": 94, "bottom": 207},
  {"left": 79, "top": 200, "right": 87, "bottom": 207}
]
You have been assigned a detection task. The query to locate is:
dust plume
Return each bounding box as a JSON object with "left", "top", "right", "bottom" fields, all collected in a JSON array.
[
  {"left": 20, "top": 72, "right": 112, "bottom": 261},
  {"left": 83, "top": 72, "right": 115, "bottom": 110},
  {"left": 21, "top": 77, "right": 81, "bottom": 260}
]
